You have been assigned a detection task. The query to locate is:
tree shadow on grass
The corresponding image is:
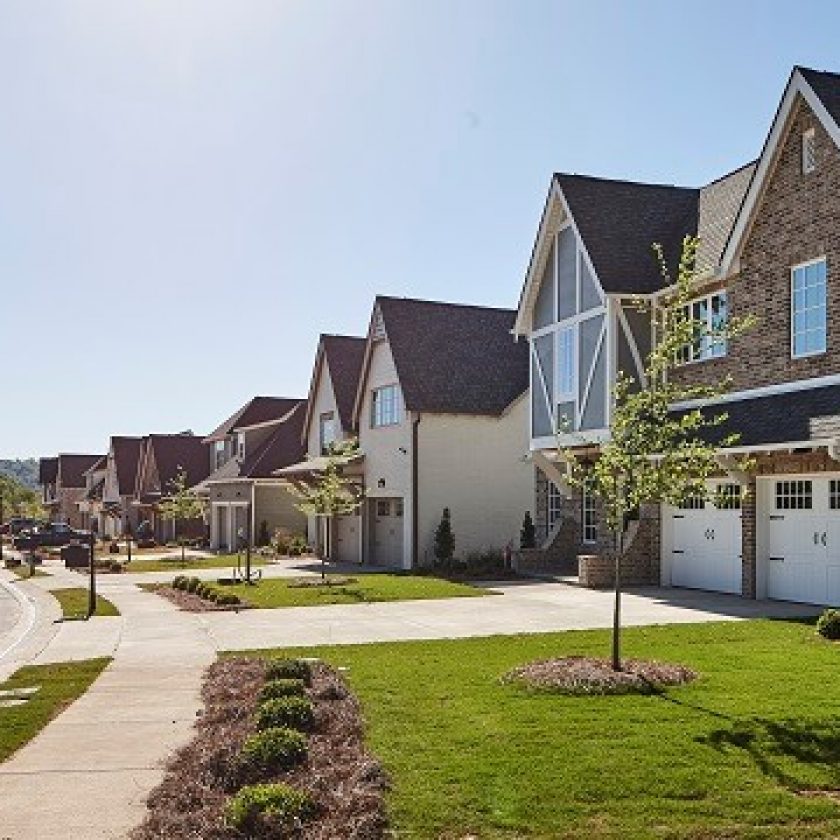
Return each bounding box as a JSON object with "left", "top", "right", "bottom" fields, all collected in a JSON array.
[{"left": 659, "top": 692, "right": 840, "bottom": 790}]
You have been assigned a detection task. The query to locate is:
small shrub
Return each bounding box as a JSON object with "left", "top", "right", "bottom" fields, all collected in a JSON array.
[
  {"left": 520, "top": 511, "right": 536, "bottom": 549},
  {"left": 256, "top": 696, "right": 314, "bottom": 731},
  {"left": 817, "top": 608, "right": 840, "bottom": 640},
  {"left": 271, "top": 527, "right": 294, "bottom": 556},
  {"left": 257, "top": 519, "right": 271, "bottom": 548},
  {"left": 434, "top": 507, "right": 455, "bottom": 568},
  {"left": 259, "top": 678, "right": 305, "bottom": 703},
  {"left": 172, "top": 575, "right": 187, "bottom": 590},
  {"left": 185, "top": 577, "right": 201, "bottom": 593},
  {"left": 109, "top": 561, "right": 123, "bottom": 573},
  {"left": 204, "top": 587, "right": 220, "bottom": 603},
  {"left": 224, "top": 783, "right": 314, "bottom": 833},
  {"left": 217, "top": 593, "right": 241, "bottom": 607},
  {"left": 239, "top": 727, "right": 307, "bottom": 774},
  {"left": 265, "top": 658, "right": 311, "bottom": 684}
]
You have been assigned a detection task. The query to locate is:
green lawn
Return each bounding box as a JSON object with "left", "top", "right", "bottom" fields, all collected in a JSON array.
[
  {"left": 122, "top": 553, "right": 267, "bottom": 573},
  {"left": 51, "top": 587, "right": 120, "bottom": 619},
  {"left": 223, "top": 573, "right": 487, "bottom": 608},
  {"left": 0, "top": 659, "right": 110, "bottom": 763},
  {"left": 239, "top": 620, "right": 840, "bottom": 838},
  {"left": 8, "top": 564, "right": 49, "bottom": 579}
]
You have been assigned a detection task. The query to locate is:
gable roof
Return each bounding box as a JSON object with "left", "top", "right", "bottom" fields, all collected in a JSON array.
[
  {"left": 360, "top": 297, "right": 529, "bottom": 418},
  {"left": 199, "top": 403, "right": 306, "bottom": 485},
  {"left": 322, "top": 335, "right": 367, "bottom": 430},
  {"left": 110, "top": 436, "right": 143, "bottom": 497},
  {"left": 719, "top": 66, "right": 840, "bottom": 275},
  {"left": 57, "top": 454, "right": 104, "bottom": 488},
  {"left": 38, "top": 457, "right": 58, "bottom": 485},
  {"left": 204, "top": 396, "right": 302, "bottom": 443},
  {"left": 554, "top": 173, "right": 699, "bottom": 296},
  {"left": 139, "top": 434, "right": 210, "bottom": 498},
  {"left": 83, "top": 456, "right": 107, "bottom": 476}
]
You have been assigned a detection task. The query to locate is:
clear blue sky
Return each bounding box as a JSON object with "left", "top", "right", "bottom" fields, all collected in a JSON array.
[{"left": 3, "top": 0, "right": 839, "bottom": 458}]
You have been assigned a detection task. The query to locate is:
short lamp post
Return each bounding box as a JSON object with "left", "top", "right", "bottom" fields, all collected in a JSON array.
[
  {"left": 87, "top": 532, "right": 97, "bottom": 619},
  {"left": 0, "top": 492, "right": 5, "bottom": 567}
]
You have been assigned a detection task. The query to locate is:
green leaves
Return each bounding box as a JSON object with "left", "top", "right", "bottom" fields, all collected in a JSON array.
[
  {"left": 158, "top": 467, "right": 205, "bottom": 524},
  {"left": 290, "top": 440, "right": 364, "bottom": 518}
]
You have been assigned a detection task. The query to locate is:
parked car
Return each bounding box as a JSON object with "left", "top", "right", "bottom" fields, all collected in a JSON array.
[
  {"left": 13, "top": 522, "right": 90, "bottom": 550},
  {"left": 5, "top": 517, "right": 45, "bottom": 536}
]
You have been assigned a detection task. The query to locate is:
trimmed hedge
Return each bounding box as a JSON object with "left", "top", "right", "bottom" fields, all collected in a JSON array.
[
  {"left": 239, "top": 726, "right": 308, "bottom": 774},
  {"left": 256, "top": 696, "right": 314, "bottom": 732},
  {"left": 224, "top": 783, "right": 314, "bottom": 833},
  {"left": 817, "top": 608, "right": 840, "bottom": 640},
  {"left": 259, "top": 678, "right": 306, "bottom": 703},
  {"left": 265, "top": 658, "right": 312, "bottom": 684}
]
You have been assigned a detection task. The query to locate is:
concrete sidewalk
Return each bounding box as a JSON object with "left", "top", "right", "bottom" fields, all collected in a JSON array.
[{"left": 0, "top": 585, "right": 214, "bottom": 840}]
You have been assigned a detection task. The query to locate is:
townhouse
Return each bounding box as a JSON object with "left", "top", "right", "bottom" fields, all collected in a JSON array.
[
  {"left": 134, "top": 433, "right": 211, "bottom": 543},
  {"left": 284, "top": 298, "right": 532, "bottom": 569},
  {"left": 100, "top": 436, "right": 143, "bottom": 537},
  {"left": 514, "top": 65, "right": 840, "bottom": 607},
  {"left": 77, "top": 456, "right": 107, "bottom": 533},
  {"left": 39, "top": 453, "right": 103, "bottom": 528},
  {"left": 197, "top": 396, "right": 307, "bottom": 551}
]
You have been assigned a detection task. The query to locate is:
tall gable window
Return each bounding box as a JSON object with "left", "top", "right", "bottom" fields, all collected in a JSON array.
[
  {"left": 677, "top": 291, "right": 728, "bottom": 363},
  {"left": 802, "top": 128, "right": 816, "bottom": 174},
  {"left": 371, "top": 384, "right": 402, "bottom": 428},
  {"left": 319, "top": 411, "right": 336, "bottom": 454},
  {"left": 792, "top": 258, "right": 827, "bottom": 357}
]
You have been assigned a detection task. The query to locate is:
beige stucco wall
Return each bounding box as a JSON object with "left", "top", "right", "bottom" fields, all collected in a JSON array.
[
  {"left": 357, "top": 336, "right": 413, "bottom": 567},
  {"left": 416, "top": 395, "right": 531, "bottom": 565},
  {"left": 305, "top": 360, "right": 346, "bottom": 458},
  {"left": 254, "top": 483, "right": 307, "bottom": 541}
]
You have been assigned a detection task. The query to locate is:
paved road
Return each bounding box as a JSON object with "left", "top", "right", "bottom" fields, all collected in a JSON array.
[{"left": 0, "top": 557, "right": 821, "bottom": 839}]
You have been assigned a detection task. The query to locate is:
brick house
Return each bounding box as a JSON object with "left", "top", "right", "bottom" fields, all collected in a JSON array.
[
  {"left": 514, "top": 65, "right": 840, "bottom": 607},
  {"left": 39, "top": 453, "right": 103, "bottom": 528}
]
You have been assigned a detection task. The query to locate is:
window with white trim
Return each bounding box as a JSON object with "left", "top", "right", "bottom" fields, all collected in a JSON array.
[
  {"left": 557, "top": 325, "right": 575, "bottom": 398},
  {"left": 830, "top": 480, "right": 840, "bottom": 511},
  {"left": 319, "top": 411, "right": 336, "bottom": 455},
  {"left": 237, "top": 433, "right": 245, "bottom": 461},
  {"left": 678, "top": 291, "right": 728, "bottom": 363},
  {"left": 371, "top": 384, "right": 402, "bottom": 428},
  {"left": 582, "top": 479, "right": 597, "bottom": 543},
  {"left": 214, "top": 440, "right": 226, "bottom": 470},
  {"left": 792, "top": 259, "right": 827, "bottom": 358},
  {"left": 678, "top": 495, "right": 705, "bottom": 510},
  {"left": 775, "top": 480, "right": 812, "bottom": 510},
  {"left": 548, "top": 481, "right": 563, "bottom": 530},
  {"left": 715, "top": 483, "right": 742, "bottom": 510},
  {"left": 802, "top": 128, "right": 816, "bottom": 174}
]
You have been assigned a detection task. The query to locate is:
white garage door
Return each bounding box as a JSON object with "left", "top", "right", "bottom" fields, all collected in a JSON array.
[
  {"left": 663, "top": 482, "right": 743, "bottom": 595},
  {"left": 762, "top": 476, "right": 840, "bottom": 606}
]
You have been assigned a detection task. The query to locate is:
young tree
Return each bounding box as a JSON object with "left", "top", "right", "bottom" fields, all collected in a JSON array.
[
  {"left": 520, "top": 511, "right": 536, "bottom": 550},
  {"left": 158, "top": 467, "right": 206, "bottom": 564},
  {"left": 434, "top": 507, "right": 455, "bottom": 568},
  {"left": 561, "top": 236, "right": 755, "bottom": 671},
  {"left": 290, "top": 440, "right": 364, "bottom": 580}
]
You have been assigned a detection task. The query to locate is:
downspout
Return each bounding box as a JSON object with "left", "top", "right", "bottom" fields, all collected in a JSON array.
[{"left": 411, "top": 413, "right": 420, "bottom": 569}]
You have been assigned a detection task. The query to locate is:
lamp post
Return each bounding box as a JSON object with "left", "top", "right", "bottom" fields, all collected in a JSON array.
[
  {"left": 0, "top": 490, "right": 5, "bottom": 567},
  {"left": 87, "top": 531, "right": 97, "bottom": 619}
]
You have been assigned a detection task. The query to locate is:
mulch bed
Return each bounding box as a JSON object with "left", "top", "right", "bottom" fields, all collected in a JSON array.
[
  {"left": 151, "top": 586, "right": 246, "bottom": 613},
  {"left": 505, "top": 656, "right": 697, "bottom": 695},
  {"left": 132, "top": 658, "right": 389, "bottom": 839}
]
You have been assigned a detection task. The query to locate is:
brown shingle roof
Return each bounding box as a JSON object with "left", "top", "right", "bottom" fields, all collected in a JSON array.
[
  {"left": 57, "top": 454, "right": 104, "bottom": 488},
  {"left": 321, "top": 335, "right": 366, "bottom": 430},
  {"left": 38, "top": 457, "right": 58, "bottom": 485},
  {"left": 146, "top": 434, "right": 211, "bottom": 493},
  {"left": 375, "top": 297, "right": 529, "bottom": 416},
  {"left": 799, "top": 66, "right": 840, "bottom": 129},
  {"left": 111, "top": 436, "right": 143, "bottom": 496},
  {"left": 204, "top": 396, "right": 303, "bottom": 442}
]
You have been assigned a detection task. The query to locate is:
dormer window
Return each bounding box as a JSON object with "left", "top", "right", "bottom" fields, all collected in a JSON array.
[
  {"left": 237, "top": 433, "right": 246, "bottom": 461},
  {"left": 802, "top": 128, "right": 816, "bottom": 174},
  {"left": 319, "top": 411, "right": 337, "bottom": 454}
]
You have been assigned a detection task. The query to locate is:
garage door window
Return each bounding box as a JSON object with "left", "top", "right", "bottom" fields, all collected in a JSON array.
[
  {"left": 679, "top": 495, "right": 705, "bottom": 510},
  {"left": 376, "top": 500, "right": 390, "bottom": 517},
  {"left": 715, "top": 484, "right": 742, "bottom": 510},
  {"left": 831, "top": 480, "right": 840, "bottom": 510},
  {"left": 775, "top": 480, "right": 812, "bottom": 510}
]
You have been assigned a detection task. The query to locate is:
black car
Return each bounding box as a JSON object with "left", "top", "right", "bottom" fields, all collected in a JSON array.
[
  {"left": 13, "top": 522, "right": 89, "bottom": 550},
  {"left": 6, "top": 517, "right": 45, "bottom": 536}
]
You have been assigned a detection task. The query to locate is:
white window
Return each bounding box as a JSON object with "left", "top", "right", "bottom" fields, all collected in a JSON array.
[
  {"left": 557, "top": 325, "right": 575, "bottom": 397},
  {"left": 802, "top": 128, "right": 816, "bottom": 174},
  {"left": 792, "top": 259, "right": 827, "bottom": 358},
  {"left": 548, "top": 481, "right": 563, "bottom": 530},
  {"left": 237, "top": 433, "right": 245, "bottom": 461},
  {"left": 678, "top": 291, "right": 728, "bottom": 363},
  {"left": 371, "top": 384, "right": 402, "bottom": 428},
  {"left": 582, "top": 479, "right": 597, "bottom": 543},
  {"left": 319, "top": 412, "right": 336, "bottom": 454},
  {"left": 775, "top": 480, "right": 812, "bottom": 510},
  {"left": 214, "top": 440, "right": 226, "bottom": 470},
  {"left": 715, "top": 483, "right": 742, "bottom": 510}
]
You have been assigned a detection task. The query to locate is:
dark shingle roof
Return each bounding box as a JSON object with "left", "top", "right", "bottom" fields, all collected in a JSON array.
[
  {"left": 111, "top": 436, "right": 143, "bottom": 497},
  {"left": 554, "top": 173, "right": 699, "bottom": 294},
  {"left": 676, "top": 384, "right": 840, "bottom": 448},
  {"left": 204, "top": 397, "right": 302, "bottom": 442},
  {"left": 321, "top": 335, "right": 366, "bottom": 430},
  {"left": 799, "top": 66, "right": 840, "bottom": 128},
  {"left": 39, "top": 457, "right": 58, "bottom": 485},
  {"left": 57, "top": 454, "right": 104, "bottom": 488},
  {"left": 376, "top": 297, "right": 529, "bottom": 416},
  {"left": 147, "top": 434, "right": 210, "bottom": 493}
]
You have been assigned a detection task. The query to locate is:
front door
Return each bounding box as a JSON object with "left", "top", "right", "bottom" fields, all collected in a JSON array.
[{"left": 370, "top": 498, "right": 404, "bottom": 567}]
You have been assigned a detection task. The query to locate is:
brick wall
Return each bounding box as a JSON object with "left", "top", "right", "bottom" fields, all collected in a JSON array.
[{"left": 672, "top": 96, "right": 840, "bottom": 394}]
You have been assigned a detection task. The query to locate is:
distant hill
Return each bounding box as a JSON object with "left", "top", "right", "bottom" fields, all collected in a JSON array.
[{"left": 0, "top": 458, "right": 39, "bottom": 490}]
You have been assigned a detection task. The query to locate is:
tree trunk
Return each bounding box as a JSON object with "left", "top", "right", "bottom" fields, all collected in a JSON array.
[{"left": 612, "top": 527, "right": 624, "bottom": 671}]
